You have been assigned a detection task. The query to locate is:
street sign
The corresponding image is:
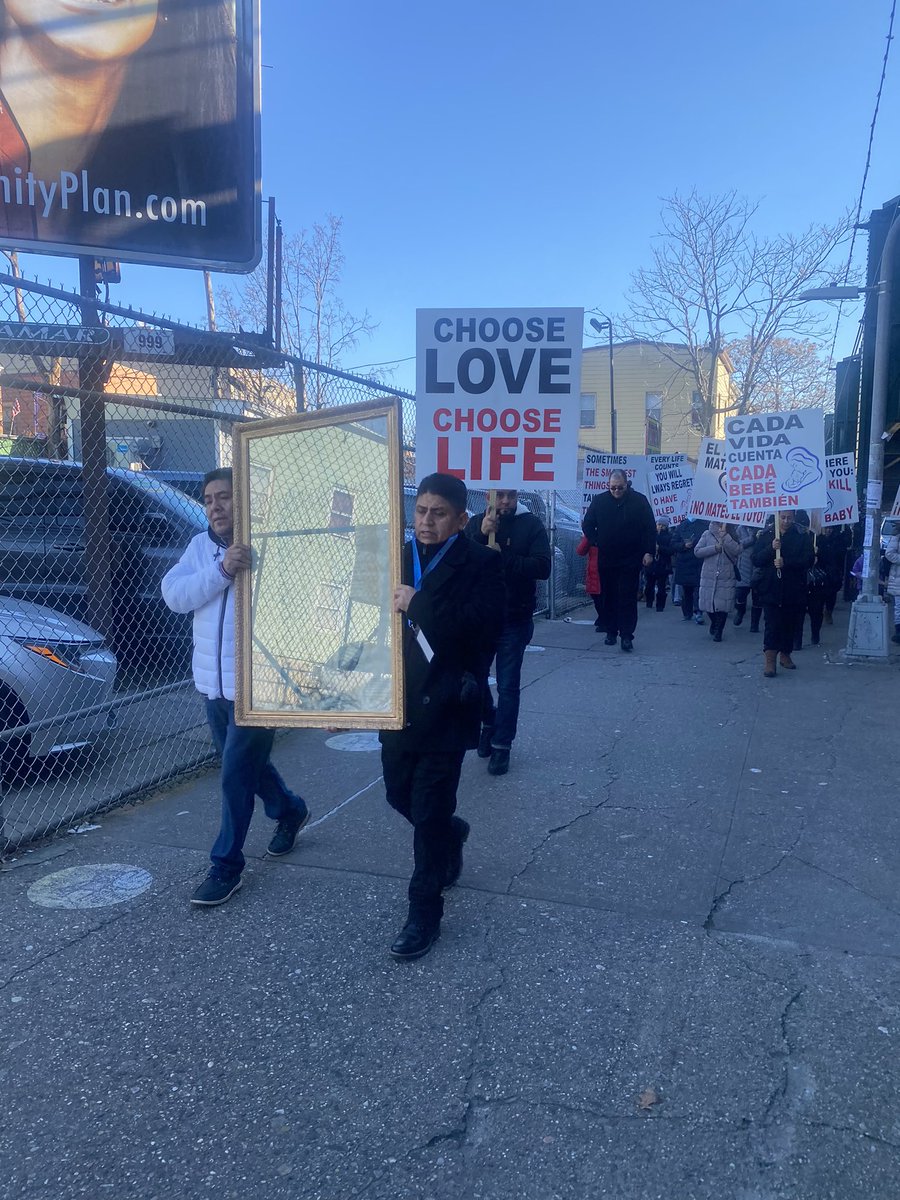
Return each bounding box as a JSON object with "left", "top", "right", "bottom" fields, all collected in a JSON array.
[
  {"left": 0, "top": 322, "right": 110, "bottom": 351},
  {"left": 122, "top": 327, "right": 176, "bottom": 359}
]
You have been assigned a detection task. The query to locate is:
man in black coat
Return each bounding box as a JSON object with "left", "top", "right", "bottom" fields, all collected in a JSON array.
[
  {"left": 467, "top": 489, "right": 551, "bottom": 776},
  {"left": 582, "top": 470, "right": 657, "bottom": 652},
  {"left": 751, "top": 509, "right": 815, "bottom": 676},
  {"left": 380, "top": 473, "right": 504, "bottom": 961}
]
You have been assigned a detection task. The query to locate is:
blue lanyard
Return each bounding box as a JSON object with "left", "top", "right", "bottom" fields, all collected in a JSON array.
[{"left": 411, "top": 535, "right": 457, "bottom": 590}]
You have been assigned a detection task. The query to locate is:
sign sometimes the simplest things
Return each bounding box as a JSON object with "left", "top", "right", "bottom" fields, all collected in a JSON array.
[
  {"left": 415, "top": 308, "right": 583, "bottom": 489},
  {"left": 581, "top": 452, "right": 648, "bottom": 513}
]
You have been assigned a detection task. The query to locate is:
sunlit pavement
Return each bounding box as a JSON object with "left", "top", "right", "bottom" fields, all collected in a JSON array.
[{"left": 2, "top": 601, "right": 898, "bottom": 1200}]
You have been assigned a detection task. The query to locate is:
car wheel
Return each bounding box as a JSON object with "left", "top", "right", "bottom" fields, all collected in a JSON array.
[{"left": 0, "top": 683, "right": 31, "bottom": 782}]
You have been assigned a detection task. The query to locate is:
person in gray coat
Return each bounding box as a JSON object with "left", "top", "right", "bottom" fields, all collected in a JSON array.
[
  {"left": 733, "top": 525, "right": 760, "bottom": 629},
  {"left": 694, "top": 522, "right": 740, "bottom": 641}
]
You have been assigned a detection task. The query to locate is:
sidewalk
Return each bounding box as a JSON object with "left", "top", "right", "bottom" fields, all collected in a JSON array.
[{"left": 2, "top": 602, "right": 898, "bottom": 1200}]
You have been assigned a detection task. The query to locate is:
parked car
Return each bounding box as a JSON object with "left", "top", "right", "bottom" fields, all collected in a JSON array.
[
  {"left": 0, "top": 594, "right": 117, "bottom": 777},
  {"left": 0, "top": 457, "right": 208, "bottom": 666}
]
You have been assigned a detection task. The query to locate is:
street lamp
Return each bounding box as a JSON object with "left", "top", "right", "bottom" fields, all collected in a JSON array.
[
  {"left": 589, "top": 315, "right": 617, "bottom": 453},
  {"left": 799, "top": 241, "right": 899, "bottom": 659}
]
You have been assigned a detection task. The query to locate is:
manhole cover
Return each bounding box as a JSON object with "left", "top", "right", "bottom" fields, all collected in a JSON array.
[
  {"left": 27, "top": 864, "right": 153, "bottom": 910},
  {"left": 325, "top": 732, "right": 381, "bottom": 752}
]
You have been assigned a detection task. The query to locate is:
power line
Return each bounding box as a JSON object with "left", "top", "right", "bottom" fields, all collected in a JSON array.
[
  {"left": 828, "top": 0, "right": 896, "bottom": 368},
  {"left": 345, "top": 354, "right": 416, "bottom": 370}
]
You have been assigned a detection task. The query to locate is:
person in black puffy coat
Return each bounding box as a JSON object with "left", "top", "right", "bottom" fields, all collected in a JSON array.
[
  {"left": 751, "top": 509, "right": 815, "bottom": 676},
  {"left": 671, "top": 516, "right": 709, "bottom": 622}
]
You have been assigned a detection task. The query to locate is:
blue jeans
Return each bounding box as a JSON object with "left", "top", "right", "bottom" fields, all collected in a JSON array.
[
  {"left": 482, "top": 617, "right": 534, "bottom": 749},
  {"left": 205, "top": 698, "right": 307, "bottom": 879}
]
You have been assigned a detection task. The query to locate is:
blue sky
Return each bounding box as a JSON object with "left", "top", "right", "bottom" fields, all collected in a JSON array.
[{"left": 15, "top": 0, "right": 900, "bottom": 394}]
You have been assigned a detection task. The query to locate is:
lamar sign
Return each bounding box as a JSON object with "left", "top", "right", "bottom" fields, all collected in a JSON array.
[{"left": 415, "top": 308, "right": 583, "bottom": 488}]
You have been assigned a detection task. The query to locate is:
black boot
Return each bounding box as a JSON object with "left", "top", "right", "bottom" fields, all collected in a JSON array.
[
  {"left": 749, "top": 607, "right": 761, "bottom": 633},
  {"left": 444, "top": 817, "right": 470, "bottom": 889},
  {"left": 488, "top": 748, "right": 510, "bottom": 775},
  {"left": 390, "top": 918, "right": 440, "bottom": 961},
  {"left": 733, "top": 604, "right": 745, "bottom": 626}
]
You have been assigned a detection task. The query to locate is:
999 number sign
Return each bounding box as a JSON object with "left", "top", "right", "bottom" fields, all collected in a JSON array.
[{"left": 122, "top": 327, "right": 176, "bottom": 358}]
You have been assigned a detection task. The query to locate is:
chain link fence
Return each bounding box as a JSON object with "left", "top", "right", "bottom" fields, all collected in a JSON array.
[{"left": 0, "top": 274, "right": 586, "bottom": 854}]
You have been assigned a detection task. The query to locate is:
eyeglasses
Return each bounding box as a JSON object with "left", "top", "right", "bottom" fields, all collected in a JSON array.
[{"left": 609, "top": 484, "right": 626, "bottom": 492}]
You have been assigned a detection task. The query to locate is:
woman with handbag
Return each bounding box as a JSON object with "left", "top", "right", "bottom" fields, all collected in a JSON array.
[{"left": 751, "top": 509, "right": 816, "bottom": 676}]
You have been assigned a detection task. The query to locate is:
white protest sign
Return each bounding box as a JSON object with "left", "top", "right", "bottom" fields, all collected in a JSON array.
[
  {"left": 687, "top": 437, "right": 729, "bottom": 521},
  {"left": 415, "top": 307, "right": 583, "bottom": 489},
  {"left": 891, "top": 486, "right": 900, "bottom": 518},
  {"left": 820, "top": 454, "right": 857, "bottom": 526},
  {"left": 581, "top": 452, "right": 648, "bottom": 514},
  {"left": 723, "top": 408, "right": 828, "bottom": 520},
  {"left": 646, "top": 454, "right": 693, "bottom": 523}
]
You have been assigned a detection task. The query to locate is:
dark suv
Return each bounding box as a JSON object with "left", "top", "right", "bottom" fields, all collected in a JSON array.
[{"left": 0, "top": 457, "right": 207, "bottom": 665}]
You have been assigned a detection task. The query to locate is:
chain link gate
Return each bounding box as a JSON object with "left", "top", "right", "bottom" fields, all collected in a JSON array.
[{"left": 0, "top": 273, "right": 587, "bottom": 855}]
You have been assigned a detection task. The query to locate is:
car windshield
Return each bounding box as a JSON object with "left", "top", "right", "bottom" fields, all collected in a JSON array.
[{"left": 111, "top": 469, "right": 207, "bottom": 529}]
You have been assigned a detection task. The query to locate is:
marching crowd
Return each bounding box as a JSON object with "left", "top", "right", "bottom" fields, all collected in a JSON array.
[
  {"left": 578, "top": 468, "right": 876, "bottom": 678},
  {"left": 160, "top": 466, "right": 895, "bottom": 963}
]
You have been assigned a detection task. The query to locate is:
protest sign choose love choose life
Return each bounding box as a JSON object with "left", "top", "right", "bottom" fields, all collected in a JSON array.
[
  {"left": 723, "top": 408, "right": 828, "bottom": 521},
  {"left": 415, "top": 308, "right": 583, "bottom": 488}
]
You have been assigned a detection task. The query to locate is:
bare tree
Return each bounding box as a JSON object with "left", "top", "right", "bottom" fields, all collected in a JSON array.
[
  {"left": 726, "top": 335, "right": 832, "bottom": 414},
  {"left": 217, "top": 214, "right": 377, "bottom": 410},
  {"left": 622, "top": 191, "right": 851, "bottom": 433}
]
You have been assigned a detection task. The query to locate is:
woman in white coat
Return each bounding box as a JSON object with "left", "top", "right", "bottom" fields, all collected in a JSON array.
[
  {"left": 694, "top": 522, "right": 740, "bottom": 642},
  {"left": 884, "top": 533, "right": 900, "bottom": 644}
]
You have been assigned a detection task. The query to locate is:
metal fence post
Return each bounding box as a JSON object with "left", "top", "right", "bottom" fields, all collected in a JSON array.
[{"left": 548, "top": 490, "right": 558, "bottom": 621}]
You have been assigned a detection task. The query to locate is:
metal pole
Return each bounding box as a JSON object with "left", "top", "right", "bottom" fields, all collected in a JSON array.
[
  {"left": 608, "top": 322, "right": 617, "bottom": 453},
  {"left": 548, "top": 490, "right": 558, "bottom": 621},
  {"left": 77, "top": 257, "right": 114, "bottom": 641},
  {"left": 845, "top": 212, "right": 900, "bottom": 658}
]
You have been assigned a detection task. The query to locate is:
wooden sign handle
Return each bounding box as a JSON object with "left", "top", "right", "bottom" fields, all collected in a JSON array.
[{"left": 487, "top": 488, "right": 497, "bottom": 547}]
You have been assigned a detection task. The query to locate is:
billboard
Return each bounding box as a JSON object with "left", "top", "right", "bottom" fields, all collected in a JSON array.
[
  {"left": 0, "top": 0, "right": 261, "bottom": 272},
  {"left": 415, "top": 308, "right": 583, "bottom": 489}
]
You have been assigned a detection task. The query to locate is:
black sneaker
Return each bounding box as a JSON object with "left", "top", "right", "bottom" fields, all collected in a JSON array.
[
  {"left": 390, "top": 920, "right": 440, "bottom": 961},
  {"left": 604, "top": 634, "right": 617, "bottom": 646},
  {"left": 444, "top": 817, "right": 470, "bottom": 889},
  {"left": 477, "top": 726, "right": 494, "bottom": 759},
  {"left": 620, "top": 637, "right": 634, "bottom": 652},
  {"left": 267, "top": 807, "right": 311, "bottom": 856},
  {"left": 488, "top": 748, "right": 510, "bottom": 776},
  {"left": 191, "top": 874, "right": 243, "bottom": 907}
]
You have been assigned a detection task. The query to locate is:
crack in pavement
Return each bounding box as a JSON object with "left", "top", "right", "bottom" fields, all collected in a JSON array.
[
  {"left": 704, "top": 814, "right": 808, "bottom": 933},
  {"left": 791, "top": 855, "right": 900, "bottom": 919},
  {"left": 751, "top": 988, "right": 807, "bottom": 1170},
  {"left": 802, "top": 1119, "right": 900, "bottom": 1153}
]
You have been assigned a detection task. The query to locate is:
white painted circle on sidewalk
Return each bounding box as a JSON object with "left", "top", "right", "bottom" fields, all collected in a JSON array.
[
  {"left": 525, "top": 645, "right": 546, "bottom": 652},
  {"left": 27, "top": 864, "right": 153, "bottom": 910},
  {"left": 326, "top": 731, "right": 381, "bottom": 752}
]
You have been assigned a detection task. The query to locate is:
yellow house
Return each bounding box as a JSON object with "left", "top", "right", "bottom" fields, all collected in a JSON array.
[{"left": 578, "top": 341, "right": 734, "bottom": 463}]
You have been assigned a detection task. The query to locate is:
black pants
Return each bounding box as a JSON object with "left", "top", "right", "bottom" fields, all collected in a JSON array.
[
  {"left": 763, "top": 605, "right": 805, "bottom": 654},
  {"left": 707, "top": 611, "right": 727, "bottom": 637},
  {"left": 645, "top": 575, "right": 668, "bottom": 610},
  {"left": 590, "top": 594, "right": 603, "bottom": 625},
  {"left": 599, "top": 562, "right": 641, "bottom": 639},
  {"left": 381, "top": 737, "right": 465, "bottom": 924},
  {"left": 679, "top": 583, "right": 698, "bottom": 619}
]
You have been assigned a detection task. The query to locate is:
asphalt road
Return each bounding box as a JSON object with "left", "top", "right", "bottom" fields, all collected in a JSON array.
[{"left": 2, "top": 603, "right": 898, "bottom": 1200}]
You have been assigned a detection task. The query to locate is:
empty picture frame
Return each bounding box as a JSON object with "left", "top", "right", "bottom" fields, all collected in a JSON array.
[{"left": 233, "top": 398, "right": 405, "bottom": 728}]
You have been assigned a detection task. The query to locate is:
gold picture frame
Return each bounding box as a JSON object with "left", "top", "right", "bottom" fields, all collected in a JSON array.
[{"left": 233, "top": 398, "right": 405, "bottom": 729}]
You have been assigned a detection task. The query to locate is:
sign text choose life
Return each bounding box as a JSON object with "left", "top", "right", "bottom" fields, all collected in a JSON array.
[{"left": 415, "top": 308, "right": 582, "bottom": 489}]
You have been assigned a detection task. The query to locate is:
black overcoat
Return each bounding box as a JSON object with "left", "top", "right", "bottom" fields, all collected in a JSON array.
[{"left": 382, "top": 535, "right": 504, "bottom": 754}]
